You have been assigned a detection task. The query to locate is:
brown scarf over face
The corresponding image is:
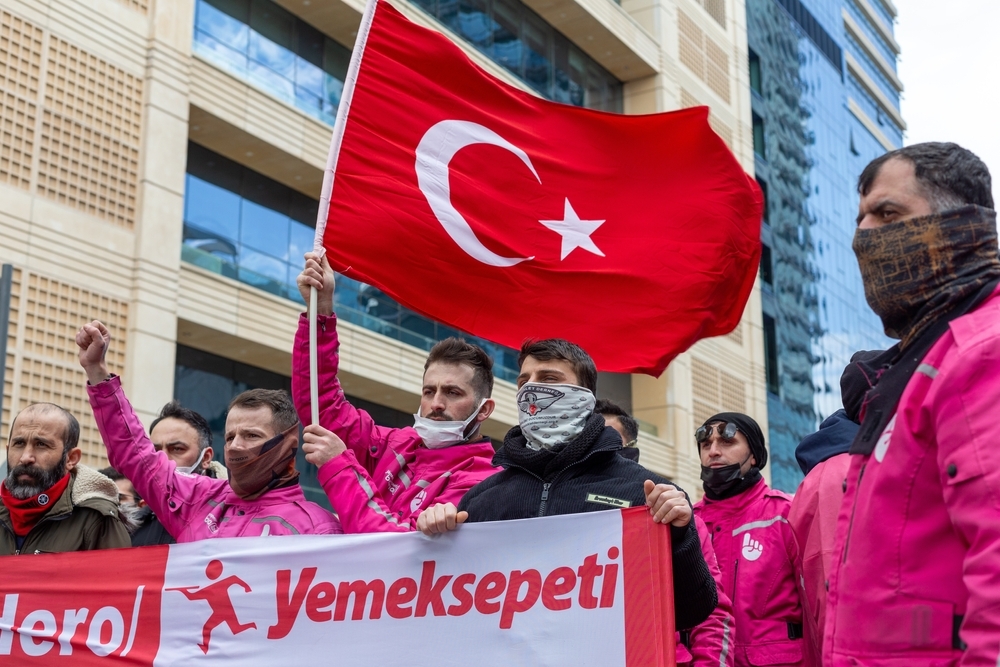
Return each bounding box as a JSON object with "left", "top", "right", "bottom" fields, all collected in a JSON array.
[
  {"left": 226, "top": 424, "right": 300, "bottom": 500},
  {"left": 853, "top": 205, "right": 1000, "bottom": 349}
]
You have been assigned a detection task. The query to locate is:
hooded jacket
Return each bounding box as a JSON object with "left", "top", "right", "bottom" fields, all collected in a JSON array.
[
  {"left": 0, "top": 464, "right": 131, "bottom": 555},
  {"left": 459, "top": 413, "right": 718, "bottom": 631},
  {"left": 695, "top": 478, "right": 804, "bottom": 667},
  {"left": 292, "top": 314, "right": 500, "bottom": 533},
  {"left": 88, "top": 376, "right": 341, "bottom": 541},
  {"left": 824, "top": 285, "right": 1000, "bottom": 666}
]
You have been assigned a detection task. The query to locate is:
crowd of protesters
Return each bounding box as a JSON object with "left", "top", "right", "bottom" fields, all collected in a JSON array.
[{"left": 1, "top": 141, "right": 997, "bottom": 665}]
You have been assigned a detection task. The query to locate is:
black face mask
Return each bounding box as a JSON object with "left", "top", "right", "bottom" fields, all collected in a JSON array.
[{"left": 700, "top": 453, "right": 752, "bottom": 496}]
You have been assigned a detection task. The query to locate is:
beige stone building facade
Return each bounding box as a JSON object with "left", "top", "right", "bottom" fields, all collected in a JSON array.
[{"left": 0, "top": 0, "right": 765, "bottom": 498}]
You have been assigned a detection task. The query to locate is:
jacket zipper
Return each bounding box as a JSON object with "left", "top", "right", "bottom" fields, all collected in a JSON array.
[
  {"left": 505, "top": 447, "right": 613, "bottom": 519},
  {"left": 841, "top": 463, "right": 867, "bottom": 564},
  {"left": 539, "top": 483, "right": 551, "bottom": 517}
]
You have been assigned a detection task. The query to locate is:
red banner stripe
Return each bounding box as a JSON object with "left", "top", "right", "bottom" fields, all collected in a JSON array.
[{"left": 622, "top": 507, "right": 676, "bottom": 667}]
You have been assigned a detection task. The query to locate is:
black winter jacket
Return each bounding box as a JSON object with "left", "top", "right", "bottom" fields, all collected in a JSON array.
[{"left": 458, "top": 414, "right": 718, "bottom": 629}]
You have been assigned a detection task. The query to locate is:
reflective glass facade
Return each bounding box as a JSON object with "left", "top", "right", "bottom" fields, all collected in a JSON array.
[
  {"left": 174, "top": 345, "right": 412, "bottom": 509},
  {"left": 182, "top": 142, "right": 522, "bottom": 381},
  {"left": 748, "top": 0, "right": 899, "bottom": 491},
  {"left": 192, "top": 0, "right": 622, "bottom": 122},
  {"left": 193, "top": 0, "right": 351, "bottom": 125},
  {"left": 411, "top": 0, "right": 622, "bottom": 111}
]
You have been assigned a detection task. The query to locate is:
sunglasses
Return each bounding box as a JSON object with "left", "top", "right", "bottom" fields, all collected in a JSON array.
[{"left": 695, "top": 422, "right": 739, "bottom": 444}]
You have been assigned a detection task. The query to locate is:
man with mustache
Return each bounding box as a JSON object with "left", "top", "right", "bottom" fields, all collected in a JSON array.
[
  {"left": 825, "top": 142, "right": 1000, "bottom": 666},
  {"left": 291, "top": 252, "right": 500, "bottom": 533},
  {"left": 1, "top": 403, "right": 131, "bottom": 554}
]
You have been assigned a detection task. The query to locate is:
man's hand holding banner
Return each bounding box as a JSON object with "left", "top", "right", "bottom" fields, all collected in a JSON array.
[
  {"left": 0, "top": 508, "right": 675, "bottom": 665},
  {"left": 317, "top": 0, "right": 763, "bottom": 376}
]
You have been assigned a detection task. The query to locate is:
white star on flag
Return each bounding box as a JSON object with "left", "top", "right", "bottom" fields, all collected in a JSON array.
[{"left": 539, "top": 199, "right": 606, "bottom": 261}]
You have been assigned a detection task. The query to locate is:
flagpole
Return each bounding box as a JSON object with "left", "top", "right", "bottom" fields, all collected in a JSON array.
[
  {"left": 309, "top": 286, "right": 320, "bottom": 426},
  {"left": 306, "top": 0, "right": 379, "bottom": 427}
]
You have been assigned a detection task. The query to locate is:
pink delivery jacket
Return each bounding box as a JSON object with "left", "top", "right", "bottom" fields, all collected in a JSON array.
[
  {"left": 292, "top": 314, "right": 500, "bottom": 533},
  {"left": 695, "top": 479, "right": 804, "bottom": 667},
  {"left": 825, "top": 286, "right": 1000, "bottom": 666},
  {"left": 88, "top": 376, "right": 341, "bottom": 541}
]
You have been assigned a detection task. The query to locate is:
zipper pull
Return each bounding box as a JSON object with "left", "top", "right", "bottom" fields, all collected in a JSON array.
[{"left": 540, "top": 483, "right": 550, "bottom": 502}]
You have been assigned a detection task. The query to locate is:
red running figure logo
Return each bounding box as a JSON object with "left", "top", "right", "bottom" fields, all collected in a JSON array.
[{"left": 167, "top": 559, "right": 258, "bottom": 654}]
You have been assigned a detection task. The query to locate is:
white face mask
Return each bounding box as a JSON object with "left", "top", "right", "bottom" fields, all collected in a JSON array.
[
  {"left": 413, "top": 399, "right": 486, "bottom": 449},
  {"left": 174, "top": 453, "right": 206, "bottom": 476},
  {"left": 516, "top": 383, "right": 596, "bottom": 450}
]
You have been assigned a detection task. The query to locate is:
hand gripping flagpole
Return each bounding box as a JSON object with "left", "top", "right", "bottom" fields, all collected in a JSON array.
[{"left": 307, "top": 0, "right": 378, "bottom": 426}]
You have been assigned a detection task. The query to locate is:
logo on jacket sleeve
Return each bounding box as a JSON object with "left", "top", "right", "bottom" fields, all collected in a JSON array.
[
  {"left": 873, "top": 414, "right": 896, "bottom": 463},
  {"left": 741, "top": 533, "right": 763, "bottom": 561}
]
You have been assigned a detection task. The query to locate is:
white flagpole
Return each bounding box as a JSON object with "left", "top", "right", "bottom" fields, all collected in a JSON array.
[
  {"left": 309, "top": 286, "right": 320, "bottom": 426},
  {"left": 307, "top": 0, "right": 379, "bottom": 426}
]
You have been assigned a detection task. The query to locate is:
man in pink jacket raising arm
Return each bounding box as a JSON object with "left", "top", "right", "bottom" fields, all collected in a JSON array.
[
  {"left": 825, "top": 142, "right": 1000, "bottom": 666},
  {"left": 293, "top": 253, "right": 500, "bottom": 533},
  {"left": 78, "top": 321, "right": 341, "bottom": 541}
]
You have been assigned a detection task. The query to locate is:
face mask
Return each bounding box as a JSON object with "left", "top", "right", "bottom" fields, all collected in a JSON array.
[
  {"left": 174, "top": 456, "right": 204, "bottom": 476},
  {"left": 516, "top": 383, "right": 595, "bottom": 451},
  {"left": 853, "top": 205, "right": 1000, "bottom": 347},
  {"left": 413, "top": 399, "right": 486, "bottom": 449},
  {"left": 226, "top": 424, "right": 300, "bottom": 500},
  {"left": 700, "top": 453, "right": 752, "bottom": 496}
]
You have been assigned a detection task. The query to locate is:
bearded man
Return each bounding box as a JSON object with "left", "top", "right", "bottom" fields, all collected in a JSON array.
[{"left": 1, "top": 403, "right": 130, "bottom": 554}]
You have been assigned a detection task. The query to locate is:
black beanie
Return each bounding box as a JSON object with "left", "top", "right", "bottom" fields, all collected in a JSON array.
[{"left": 701, "top": 412, "right": 767, "bottom": 470}]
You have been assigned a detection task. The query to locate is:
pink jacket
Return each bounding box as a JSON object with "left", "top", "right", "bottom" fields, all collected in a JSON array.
[
  {"left": 88, "top": 377, "right": 341, "bottom": 541},
  {"left": 677, "top": 515, "right": 737, "bottom": 667},
  {"left": 291, "top": 314, "right": 500, "bottom": 533},
  {"left": 695, "top": 479, "right": 804, "bottom": 667},
  {"left": 788, "top": 452, "right": 850, "bottom": 666},
  {"left": 825, "top": 287, "right": 1000, "bottom": 666}
]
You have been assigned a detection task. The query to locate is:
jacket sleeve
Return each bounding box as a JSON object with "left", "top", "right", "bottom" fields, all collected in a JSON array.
[
  {"left": 292, "top": 313, "right": 401, "bottom": 472},
  {"left": 933, "top": 332, "right": 1000, "bottom": 665},
  {"left": 317, "top": 451, "right": 412, "bottom": 533},
  {"left": 87, "top": 376, "right": 215, "bottom": 540},
  {"left": 84, "top": 511, "right": 132, "bottom": 550},
  {"left": 686, "top": 516, "right": 735, "bottom": 666},
  {"left": 670, "top": 519, "right": 719, "bottom": 630}
]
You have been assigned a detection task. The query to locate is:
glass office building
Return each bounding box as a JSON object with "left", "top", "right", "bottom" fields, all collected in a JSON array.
[{"left": 748, "top": 0, "right": 901, "bottom": 490}]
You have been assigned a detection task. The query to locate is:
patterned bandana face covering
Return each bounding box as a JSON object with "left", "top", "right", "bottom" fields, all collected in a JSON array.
[
  {"left": 853, "top": 205, "right": 1000, "bottom": 348},
  {"left": 516, "top": 383, "right": 596, "bottom": 451},
  {"left": 226, "top": 423, "right": 300, "bottom": 500}
]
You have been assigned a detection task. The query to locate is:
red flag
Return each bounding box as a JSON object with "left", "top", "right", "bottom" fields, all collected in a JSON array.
[{"left": 317, "top": 0, "right": 762, "bottom": 375}]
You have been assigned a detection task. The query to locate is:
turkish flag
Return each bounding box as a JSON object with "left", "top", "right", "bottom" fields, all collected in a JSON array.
[{"left": 317, "top": 0, "right": 762, "bottom": 375}]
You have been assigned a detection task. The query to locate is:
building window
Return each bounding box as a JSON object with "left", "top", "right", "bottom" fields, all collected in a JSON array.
[
  {"left": 192, "top": 0, "right": 350, "bottom": 126},
  {"left": 412, "top": 0, "right": 623, "bottom": 111},
  {"left": 749, "top": 49, "right": 762, "bottom": 95},
  {"left": 757, "top": 177, "right": 769, "bottom": 225},
  {"left": 752, "top": 112, "right": 766, "bottom": 159},
  {"left": 760, "top": 242, "right": 774, "bottom": 286},
  {"left": 763, "top": 314, "right": 780, "bottom": 395},
  {"left": 181, "top": 142, "right": 520, "bottom": 380}
]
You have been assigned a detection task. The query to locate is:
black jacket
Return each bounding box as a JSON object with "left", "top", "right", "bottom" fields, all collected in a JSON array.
[
  {"left": 131, "top": 506, "right": 176, "bottom": 547},
  {"left": 459, "top": 414, "right": 718, "bottom": 629}
]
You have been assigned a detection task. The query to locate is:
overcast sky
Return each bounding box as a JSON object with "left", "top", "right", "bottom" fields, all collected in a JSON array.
[{"left": 895, "top": 0, "right": 1000, "bottom": 203}]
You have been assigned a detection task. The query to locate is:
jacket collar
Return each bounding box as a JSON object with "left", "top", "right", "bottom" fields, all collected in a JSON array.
[
  {"left": 0, "top": 464, "right": 120, "bottom": 528},
  {"left": 495, "top": 413, "right": 621, "bottom": 480},
  {"left": 699, "top": 476, "right": 768, "bottom": 514}
]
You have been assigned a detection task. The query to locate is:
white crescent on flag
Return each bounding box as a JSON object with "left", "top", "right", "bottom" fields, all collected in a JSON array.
[{"left": 414, "top": 119, "right": 537, "bottom": 267}]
